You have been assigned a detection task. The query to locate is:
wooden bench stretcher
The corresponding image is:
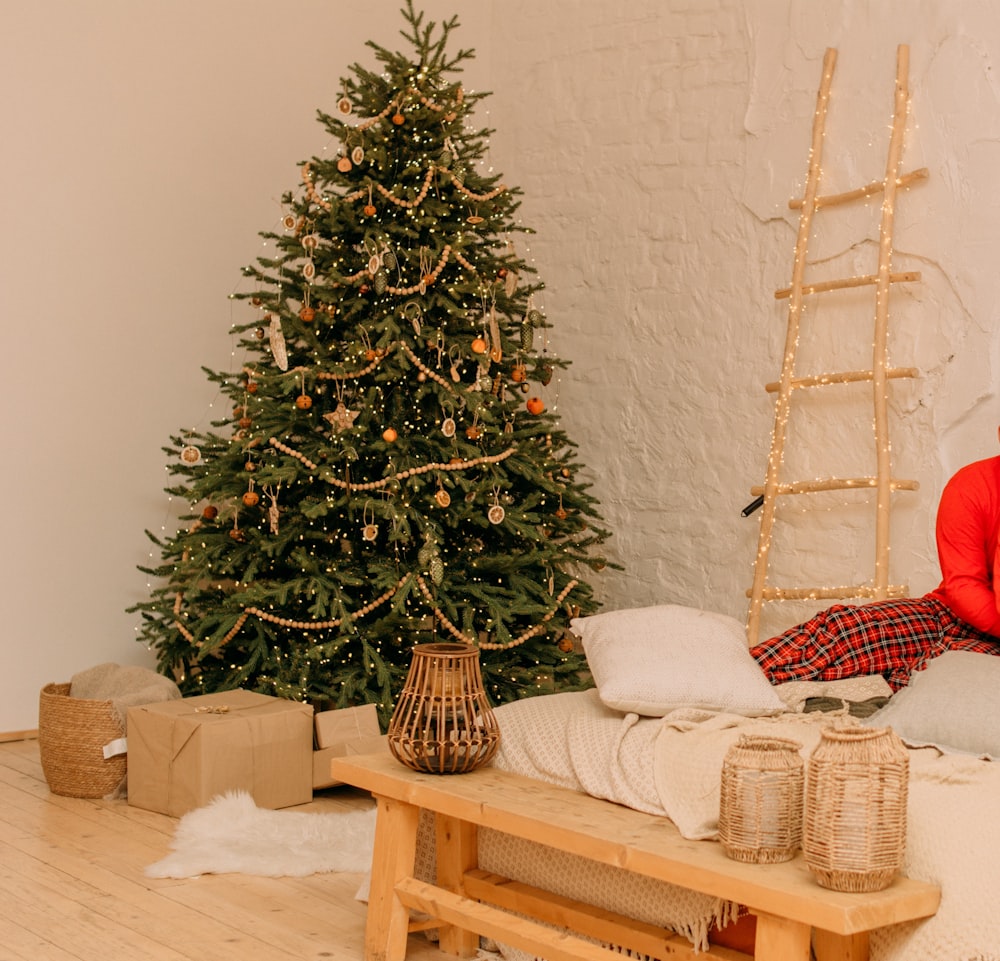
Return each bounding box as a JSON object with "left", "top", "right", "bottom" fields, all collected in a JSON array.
[{"left": 330, "top": 751, "right": 939, "bottom": 961}]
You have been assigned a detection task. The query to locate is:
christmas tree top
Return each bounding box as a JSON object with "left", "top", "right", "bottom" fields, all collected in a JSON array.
[{"left": 132, "top": 3, "right": 614, "bottom": 719}]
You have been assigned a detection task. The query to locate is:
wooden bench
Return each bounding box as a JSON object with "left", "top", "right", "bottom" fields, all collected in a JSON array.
[{"left": 330, "top": 751, "right": 939, "bottom": 961}]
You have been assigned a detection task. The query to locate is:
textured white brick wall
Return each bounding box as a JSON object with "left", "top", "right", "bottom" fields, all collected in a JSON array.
[
  {"left": 5, "top": 0, "right": 1000, "bottom": 729},
  {"left": 489, "top": 0, "right": 1000, "bottom": 641}
]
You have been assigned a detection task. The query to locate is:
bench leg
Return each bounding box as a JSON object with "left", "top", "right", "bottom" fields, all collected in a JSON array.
[
  {"left": 754, "top": 912, "right": 812, "bottom": 961},
  {"left": 365, "top": 795, "right": 421, "bottom": 961},
  {"left": 813, "top": 929, "right": 870, "bottom": 961},
  {"left": 435, "top": 813, "right": 480, "bottom": 957}
]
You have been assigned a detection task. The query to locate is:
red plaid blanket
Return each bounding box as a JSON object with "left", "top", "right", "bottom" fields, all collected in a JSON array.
[{"left": 750, "top": 594, "right": 1000, "bottom": 691}]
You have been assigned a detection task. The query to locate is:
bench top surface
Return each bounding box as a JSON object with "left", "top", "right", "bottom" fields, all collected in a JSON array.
[{"left": 331, "top": 749, "right": 940, "bottom": 936}]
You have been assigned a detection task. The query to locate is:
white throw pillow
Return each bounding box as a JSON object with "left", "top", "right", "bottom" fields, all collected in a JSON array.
[
  {"left": 864, "top": 650, "right": 1000, "bottom": 758},
  {"left": 571, "top": 604, "right": 785, "bottom": 717}
]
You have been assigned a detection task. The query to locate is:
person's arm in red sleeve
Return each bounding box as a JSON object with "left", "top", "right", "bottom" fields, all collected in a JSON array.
[{"left": 935, "top": 465, "right": 1000, "bottom": 636}]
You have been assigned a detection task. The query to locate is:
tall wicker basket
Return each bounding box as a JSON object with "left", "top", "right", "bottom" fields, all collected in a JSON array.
[
  {"left": 38, "top": 682, "right": 127, "bottom": 798},
  {"left": 718, "top": 734, "right": 804, "bottom": 863},
  {"left": 803, "top": 721, "right": 908, "bottom": 892}
]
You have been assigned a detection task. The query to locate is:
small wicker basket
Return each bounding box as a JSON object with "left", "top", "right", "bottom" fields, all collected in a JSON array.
[
  {"left": 803, "top": 721, "right": 908, "bottom": 892},
  {"left": 38, "top": 682, "right": 127, "bottom": 798},
  {"left": 718, "top": 734, "right": 804, "bottom": 863}
]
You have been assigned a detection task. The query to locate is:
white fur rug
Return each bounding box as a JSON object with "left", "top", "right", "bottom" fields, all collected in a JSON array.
[{"left": 145, "top": 791, "right": 376, "bottom": 879}]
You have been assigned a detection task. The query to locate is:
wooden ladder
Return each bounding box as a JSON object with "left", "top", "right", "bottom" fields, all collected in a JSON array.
[{"left": 745, "top": 45, "right": 928, "bottom": 648}]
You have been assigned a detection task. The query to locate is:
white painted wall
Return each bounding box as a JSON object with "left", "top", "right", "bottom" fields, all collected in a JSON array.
[{"left": 3, "top": 0, "right": 999, "bottom": 732}]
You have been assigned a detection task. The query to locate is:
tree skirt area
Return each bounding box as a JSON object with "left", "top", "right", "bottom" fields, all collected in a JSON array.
[{"left": 145, "top": 791, "right": 376, "bottom": 879}]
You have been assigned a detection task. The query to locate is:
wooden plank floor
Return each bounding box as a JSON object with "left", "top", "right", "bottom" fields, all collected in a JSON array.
[{"left": 0, "top": 738, "right": 452, "bottom": 961}]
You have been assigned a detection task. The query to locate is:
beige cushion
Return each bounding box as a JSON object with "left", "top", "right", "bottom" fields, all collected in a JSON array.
[
  {"left": 864, "top": 650, "right": 1000, "bottom": 758},
  {"left": 571, "top": 605, "right": 785, "bottom": 718}
]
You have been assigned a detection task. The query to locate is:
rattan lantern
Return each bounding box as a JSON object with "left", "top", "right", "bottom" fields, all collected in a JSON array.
[
  {"left": 388, "top": 642, "right": 500, "bottom": 774},
  {"left": 803, "top": 721, "right": 908, "bottom": 892},
  {"left": 718, "top": 734, "right": 804, "bottom": 863}
]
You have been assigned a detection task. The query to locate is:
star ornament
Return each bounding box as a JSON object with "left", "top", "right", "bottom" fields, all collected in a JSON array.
[{"left": 324, "top": 401, "right": 360, "bottom": 433}]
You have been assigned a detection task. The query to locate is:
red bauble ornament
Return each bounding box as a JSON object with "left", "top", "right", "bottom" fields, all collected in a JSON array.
[{"left": 202, "top": 505, "right": 218, "bottom": 520}]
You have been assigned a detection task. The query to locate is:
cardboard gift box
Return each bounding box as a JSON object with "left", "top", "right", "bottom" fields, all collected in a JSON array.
[
  {"left": 127, "top": 689, "right": 314, "bottom": 817},
  {"left": 312, "top": 703, "right": 387, "bottom": 788}
]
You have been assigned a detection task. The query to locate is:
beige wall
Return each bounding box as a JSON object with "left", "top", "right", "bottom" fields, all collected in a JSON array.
[{"left": 4, "top": 0, "right": 999, "bottom": 732}]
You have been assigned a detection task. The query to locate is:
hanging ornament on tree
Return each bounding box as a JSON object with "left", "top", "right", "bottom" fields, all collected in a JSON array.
[
  {"left": 362, "top": 504, "right": 379, "bottom": 542},
  {"left": 403, "top": 301, "right": 423, "bottom": 336},
  {"left": 418, "top": 535, "right": 435, "bottom": 569},
  {"left": 488, "top": 307, "right": 502, "bottom": 362},
  {"left": 439, "top": 136, "right": 455, "bottom": 167},
  {"left": 265, "top": 484, "right": 280, "bottom": 535},
  {"left": 242, "top": 480, "right": 260, "bottom": 508},
  {"left": 325, "top": 400, "right": 360, "bottom": 433},
  {"left": 488, "top": 487, "right": 506, "bottom": 525},
  {"left": 441, "top": 404, "right": 456, "bottom": 437},
  {"left": 448, "top": 345, "right": 462, "bottom": 382},
  {"left": 268, "top": 314, "right": 288, "bottom": 371},
  {"left": 180, "top": 445, "right": 201, "bottom": 465},
  {"left": 435, "top": 483, "right": 451, "bottom": 508}
]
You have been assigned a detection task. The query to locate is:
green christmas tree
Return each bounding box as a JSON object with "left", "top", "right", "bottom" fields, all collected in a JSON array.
[{"left": 131, "top": 3, "right": 613, "bottom": 720}]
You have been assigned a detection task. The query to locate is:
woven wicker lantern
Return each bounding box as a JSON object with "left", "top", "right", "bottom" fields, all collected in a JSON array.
[
  {"left": 718, "top": 734, "right": 804, "bottom": 863},
  {"left": 803, "top": 721, "right": 908, "bottom": 892},
  {"left": 388, "top": 642, "right": 500, "bottom": 774}
]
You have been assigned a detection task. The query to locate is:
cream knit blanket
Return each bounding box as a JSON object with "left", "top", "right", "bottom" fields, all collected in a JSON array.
[
  {"left": 492, "top": 688, "right": 1000, "bottom": 961},
  {"left": 653, "top": 706, "right": 1000, "bottom": 961}
]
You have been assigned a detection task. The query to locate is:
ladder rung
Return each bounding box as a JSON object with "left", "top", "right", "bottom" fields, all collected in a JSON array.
[
  {"left": 765, "top": 366, "right": 918, "bottom": 393},
  {"left": 750, "top": 477, "right": 919, "bottom": 496},
  {"left": 746, "top": 584, "right": 911, "bottom": 601},
  {"left": 788, "top": 166, "right": 929, "bottom": 210},
  {"left": 775, "top": 270, "right": 920, "bottom": 300}
]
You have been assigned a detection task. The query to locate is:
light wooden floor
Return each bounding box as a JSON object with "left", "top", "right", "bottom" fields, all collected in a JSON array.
[{"left": 0, "top": 737, "right": 451, "bottom": 961}]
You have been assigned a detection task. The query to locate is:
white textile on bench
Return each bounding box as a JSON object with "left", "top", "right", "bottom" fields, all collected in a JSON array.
[{"left": 491, "top": 687, "right": 1000, "bottom": 961}]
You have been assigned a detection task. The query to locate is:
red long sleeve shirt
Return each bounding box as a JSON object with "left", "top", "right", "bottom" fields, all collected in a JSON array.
[{"left": 929, "top": 454, "right": 1000, "bottom": 636}]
